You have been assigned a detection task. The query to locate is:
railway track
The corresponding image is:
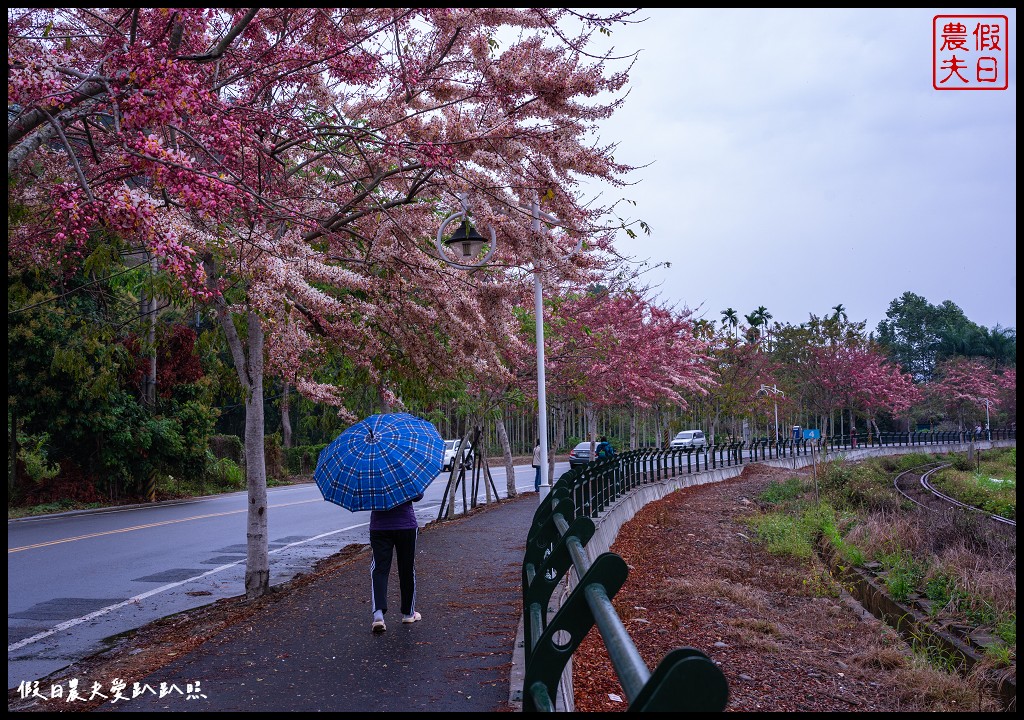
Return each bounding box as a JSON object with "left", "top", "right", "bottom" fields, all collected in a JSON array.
[{"left": 893, "top": 462, "right": 1016, "bottom": 530}]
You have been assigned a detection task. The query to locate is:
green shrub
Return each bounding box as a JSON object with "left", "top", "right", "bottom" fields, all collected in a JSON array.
[
  {"left": 951, "top": 453, "right": 974, "bottom": 472},
  {"left": 878, "top": 551, "right": 925, "bottom": 603},
  {"left": 924, "top": 573, "right": 956, "bottom": 614},
  {"left": 17, "top": 432, "right": 61, "bottom": 482},
  {"left": 210, "top": 434, "right": 243, "bottom": 463},
  {"left": 287, "top": 444, "right": 329, "bottom": 474},
  {"left": 210, "top": 457, "right": 244, "bottom": 489}
]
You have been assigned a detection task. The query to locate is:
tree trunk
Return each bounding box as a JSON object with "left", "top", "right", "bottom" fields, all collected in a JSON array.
[
  {"left": 495, "top": 406, "right": 517, "bottom": 498},
  {"left": 549, "top": 398, "right": 567, "bottom": 486},
  {"left": 146, "top": 256, "right": 158, "bottom": 405},
  {"left": 242, "top": 312, "right": 269, "bottom": 598},
  {"left": 629, "top": 405, "right": 637, "bottom": 450},
  {"left": 205, "top": 256, "right": 270, "bottom": 599},
  {"left": 585, "top": 402, "right": 597, "bottom": 457},
  {"left": 281, "top": 381, "right": 292, "bottom": 449}
]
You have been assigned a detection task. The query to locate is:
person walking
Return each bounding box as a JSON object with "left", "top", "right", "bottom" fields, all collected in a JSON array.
[
  {"left": 369, "top": 492, "right": 423, "bottom": 633},
  {"left": 596, "top": 435, "right": 615, "bottom": 459}
]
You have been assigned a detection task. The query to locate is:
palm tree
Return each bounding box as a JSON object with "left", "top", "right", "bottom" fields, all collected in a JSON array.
[
  {"left": 831, "top": 304, "right": 847, "bottom": 322},
  {"left": 693, "top": 318, "right": 715, "bottom": 341},
  {"left": 721, "top": 307, "right": 739, "bottom": 339},
  {"left": 981, "top": 325, "right": 1016, "bottom": 367},
  {"left": 749, "top": 306, "right": 773, "bottom": 349},
  {"left": 744, "top": 311, "right": 761, "bottom": 345}
]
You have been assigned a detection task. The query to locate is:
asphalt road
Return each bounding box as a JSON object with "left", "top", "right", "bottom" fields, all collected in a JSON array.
[{"left": 8, "top": 461, "right": 567, "bottom": 690}]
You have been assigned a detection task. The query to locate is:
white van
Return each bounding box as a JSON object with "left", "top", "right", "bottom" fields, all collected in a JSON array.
[
  {"left": 442, "top": 439, "right": 473, "bottom": 472},
  {"left": 670, "top": 430, "right": 706, "bottom": 450}
]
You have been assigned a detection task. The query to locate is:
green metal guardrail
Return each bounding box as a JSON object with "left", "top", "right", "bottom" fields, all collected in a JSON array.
[
  {"left": 519, "top": 428, "right": 1016, "bottom": 712},
  {"left": 521, "top": 451, "right": 729, "bottom": 712}
]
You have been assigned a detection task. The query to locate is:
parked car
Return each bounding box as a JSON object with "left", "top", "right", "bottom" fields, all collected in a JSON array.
[
  {"left": 567, "top": 441, "right": 593, "bottom": 468},
  {"left": 670, "top": 430, "right": 706, "bottom": 450},
  {"left": 441, "top": 439, "right": 474, "bottom": 472}
]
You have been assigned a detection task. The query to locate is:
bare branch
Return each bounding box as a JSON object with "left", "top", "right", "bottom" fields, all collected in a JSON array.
[{"left": 177, "top": 8, "right": 261, "bottom": 63}]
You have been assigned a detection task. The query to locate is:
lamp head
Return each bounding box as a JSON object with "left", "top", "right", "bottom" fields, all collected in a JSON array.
[{"left": 444, "top": 219, "right": 487, "bottom": 260}]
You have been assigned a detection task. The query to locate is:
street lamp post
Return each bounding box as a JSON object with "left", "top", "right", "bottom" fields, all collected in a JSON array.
[
  {"left": 757, "top": 384, "right": 785, "bottom": 445},
  {"left": 436, "top": 194, "right": 580, "bottom": 503}
]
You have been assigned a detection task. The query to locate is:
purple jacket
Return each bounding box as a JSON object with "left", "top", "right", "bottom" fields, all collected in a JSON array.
[{"left": 369, "top": 493, "right": 422, "bottom": 531}]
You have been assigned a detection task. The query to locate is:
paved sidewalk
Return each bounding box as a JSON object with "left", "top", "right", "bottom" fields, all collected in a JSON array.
[{"left": 96, "top": 492, "right": 540, "bottom": 712}]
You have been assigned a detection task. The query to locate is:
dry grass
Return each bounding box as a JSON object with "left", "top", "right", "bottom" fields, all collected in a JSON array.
[
  {"left": 845, "top": 509, "right": 931, "bottom": 557},
  {"left": 658, "top": 576, "right": 769, "bottom": 613}
]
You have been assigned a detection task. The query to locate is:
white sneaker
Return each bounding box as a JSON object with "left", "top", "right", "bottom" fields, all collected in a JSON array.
[
  {"left": 371, "top": 619, "right": 386, "bottom": 633},
  {"left": 401, "top": 611, "right": 422, "bottom": 624}
]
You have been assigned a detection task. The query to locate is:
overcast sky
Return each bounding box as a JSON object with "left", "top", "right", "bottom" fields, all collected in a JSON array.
[{"left": 581, "top": 8, "right": 1016, "bottom": 335}]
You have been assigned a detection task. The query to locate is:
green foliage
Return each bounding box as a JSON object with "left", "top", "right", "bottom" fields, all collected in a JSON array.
[
  {"left": 877, "top": 551, "right": 926, "bottom": 603},
  {"left": 264, "top": 434, "right": 284, "bottom": 481},
  {"left": 994, "top": 614, "right": 1016, "bottom": 646},
  {"left": 951, "top": 454, "right": 974, "bottom": 472},
  {"left": 928, "top": 447, "right": 1016, "bottom": 520},
  {"left": 210, "top": 434, "right": 244, "bottom": 462},
  {"left": 924, "top": 573, "right": 957, "bottom": 614},
  {"left": 8, "top": 263, "right": 221, "bottom": 504},
  {"left": 746, "top": 511, "right": 813, "bottom": 559},
  {"left": 208, "top": 457, "right": 244, "bottom": 489},
  {"left": 983, "top": 643, "right": 1014, "bottom": 668},
  {"left": 16, "top": 432, "right": 61, "bottom": 482},
  {"left": 817, "top": 456, "right": 903, "bottom": 511},
  {"left": 287, "top": 444, "right": 329, "bottom": 475},
  {"left": 817, "top": 505, "right": 865, "bottom": 566}
]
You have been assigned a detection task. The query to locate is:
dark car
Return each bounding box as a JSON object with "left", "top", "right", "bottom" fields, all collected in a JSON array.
[{"left": 568, "top": 441, "right": 593, "bottom": 468}]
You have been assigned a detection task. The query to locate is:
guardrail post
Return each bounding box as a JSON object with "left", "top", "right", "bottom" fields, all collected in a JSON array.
[{"left": 521, "top": 473, "right": 729, "bottom": 713}]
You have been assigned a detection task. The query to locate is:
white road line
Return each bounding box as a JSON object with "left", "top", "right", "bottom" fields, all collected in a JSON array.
[
  {"left": 10, "top": 481, "right": 539, "bottom": 653},
  {"left": 8, "top": 520, "right": 370, "bottom": 653}
]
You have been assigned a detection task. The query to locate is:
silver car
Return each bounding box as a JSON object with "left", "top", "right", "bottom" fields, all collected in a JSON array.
[{"left": 670, "top": 430, "right": 706, "bottom": 450}]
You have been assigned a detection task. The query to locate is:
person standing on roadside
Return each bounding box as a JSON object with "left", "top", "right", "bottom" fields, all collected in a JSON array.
[
  {"left": 369, "top": 492, "right": 423, "bottom": 633},
  {"left": 532, "top": 439, "right": 542, "bottom": 492}
]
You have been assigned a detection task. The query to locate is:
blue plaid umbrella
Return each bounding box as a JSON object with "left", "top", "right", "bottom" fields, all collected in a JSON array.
[{"left": 314, "top": 413, "right": 444, "bottom": 512}]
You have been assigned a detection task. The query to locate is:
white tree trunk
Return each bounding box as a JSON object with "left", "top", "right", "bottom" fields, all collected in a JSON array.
[
  {"left": 242, "top": 312, "right": 269, "bottom": 598},
  {"left": 585, "top": 402, "right": 597, "bottom": 457},
  {"left": 495, "top": 407, "right": 517, "bottom": 498},
  {"left": 549, "top": 399, "right": 566, "bottom": 486},
  {"left": 281, "top": 381, "right": 292, "bottom": 449},
  {"left": 205, "top": 256, "right": 270, "bottom": 599},
  {"left": 629, "top": 406, "right": 637, "bottom": 450}
]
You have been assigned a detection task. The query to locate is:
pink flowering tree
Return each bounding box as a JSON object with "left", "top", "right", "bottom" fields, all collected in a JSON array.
[
  {"left": 542, "top": 287, "right": 715, "bottom": 458},
  {"left": 800, "top": 343, "right": 920, "bottom": 439},
  {"left": 926, "top": 358, "right": 1000, "bottom": 433},
  {"left": 707, "top": 338, "right": 783, "bottom": 443},
  {"left": 848, "top": 348, "right": 921, "bottom": 439},
  {"left": 8, "top": 8, "right": 640, "bottom": 596}
]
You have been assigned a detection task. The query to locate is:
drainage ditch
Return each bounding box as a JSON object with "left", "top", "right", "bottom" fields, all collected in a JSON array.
[{"left": 819, "top": 540, "right": 1016, "bottom": 711}]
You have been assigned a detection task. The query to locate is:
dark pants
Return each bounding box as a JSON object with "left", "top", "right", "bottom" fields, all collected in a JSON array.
[
  {"left": 370, "top": 528, "right": 417, "bottom": 617},
  {"left": 534, "top": 465, "right": 541, "bottom": 491}
]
